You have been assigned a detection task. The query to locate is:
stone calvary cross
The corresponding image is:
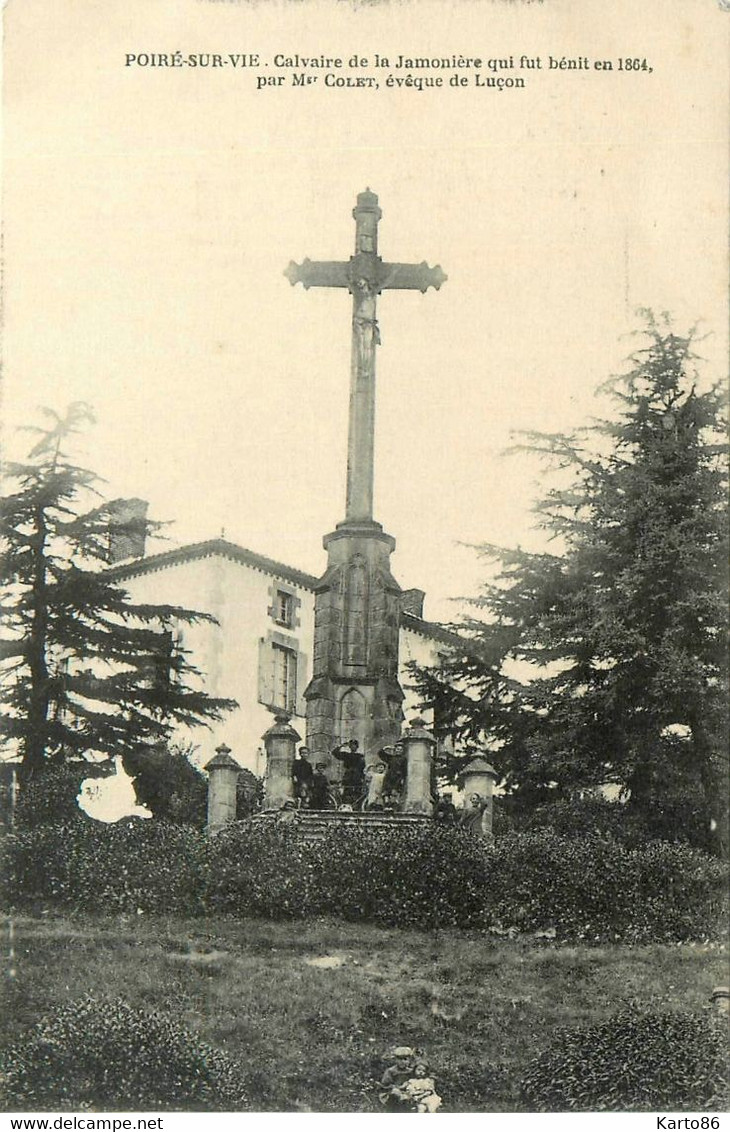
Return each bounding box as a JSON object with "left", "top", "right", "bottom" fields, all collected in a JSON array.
[
  {"left": 285, "top": 189, "right": 446, "bottom": 523},
  {"left": 286, "top": 190, "right": 446, "bottom": 778}
]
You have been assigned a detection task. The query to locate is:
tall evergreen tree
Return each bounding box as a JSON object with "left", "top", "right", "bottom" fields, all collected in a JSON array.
[
  {"left": 416, "top": 317, "right": 729, "bottom": 850},
  {"left": 1, "top": 404, "right": 237, "bottom": 785}
]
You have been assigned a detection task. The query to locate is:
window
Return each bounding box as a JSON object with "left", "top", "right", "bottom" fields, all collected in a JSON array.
[
  {"left": 274, "top": 590, "right": 294, "bottom": 628},
  {"left": 258, "top": 631, "right": 303, "bottom": 715},
  {"left": 272, "top": 643, "right": 297, "bottom": 713}
]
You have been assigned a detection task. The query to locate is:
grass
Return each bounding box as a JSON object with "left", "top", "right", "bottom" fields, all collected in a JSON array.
[{"left": 1, "top": 912, "right": 726, "bottom": 1112}]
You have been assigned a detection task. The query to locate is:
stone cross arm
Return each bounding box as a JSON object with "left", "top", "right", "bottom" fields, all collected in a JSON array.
[
  {"left": 379, "top": 261, "right": 447, "bottom": 292},
  {"left": 285, "top": 256, "right": 447, "bottom": 294}
]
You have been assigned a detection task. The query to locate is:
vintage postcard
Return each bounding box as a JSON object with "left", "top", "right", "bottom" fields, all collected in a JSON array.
[{"left": 2, "top": 0, "right": 728, "bottom": 1125}]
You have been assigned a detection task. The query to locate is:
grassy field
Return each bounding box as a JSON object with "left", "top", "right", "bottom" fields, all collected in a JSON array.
[{"left": 1, "top": 913, "right": 726, "bottom": 1112}]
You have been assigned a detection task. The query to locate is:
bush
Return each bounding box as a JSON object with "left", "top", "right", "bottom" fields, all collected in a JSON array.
[
  {"left": 203, "top": 821, "right": 320, "bottom": 919},
  {"left": 515, "top": 795, "right": 716, "bottom": 853},
  {"left": 0, "top": 997, "right": 249, "bottom": 1111},
  {"left": 490, "top": 797, "right": 516, "bottom": 837},
  {"left": 13, "top": 751, "right": 210, "bottom": 831},
  {"left": 485, "top": 830, "right": 728, "bottom": 943},
  {"left": 236, "top": 768, "right": 263, "bottom": 819},
  {"left": 14, "top": 763, "right": 108, "bottom": 830},
  {"left": 3, "top": 819, "right": 727, "bottom": 943},
  {"left": 122, "top": 744, "right": 208, "bottom": 827},
  {"left": 1, "top": 821, "right": 206, "bottom": 914},
  {"left": 521, "top": 1006, "right": 729, "bottom": 1111},
  {"left": 204, "top": 821, "right": 493, "bottom": 928},
  {"left": 308, "top": 824, "right": 493, "bottom": 929},
  {"left": 204, "top": 822, "right": 727, "bottom": 940}
]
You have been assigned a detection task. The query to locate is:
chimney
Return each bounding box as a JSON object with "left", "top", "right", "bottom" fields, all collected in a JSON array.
[
  {"left": 401, "top": 588, "right": 425, "bottom": 619},
  {"left": 107, "top": 498, "right": 148, "bottom": 564}
]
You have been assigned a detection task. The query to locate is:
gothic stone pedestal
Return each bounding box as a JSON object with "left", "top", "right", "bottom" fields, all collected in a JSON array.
[{"left": 305, "top": 519, "right": 404, "bottom": 774}]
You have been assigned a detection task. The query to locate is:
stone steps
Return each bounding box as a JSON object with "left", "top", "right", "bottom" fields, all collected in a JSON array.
[{"left": 251, "top": 808, "right": 431, "bottom": 840}]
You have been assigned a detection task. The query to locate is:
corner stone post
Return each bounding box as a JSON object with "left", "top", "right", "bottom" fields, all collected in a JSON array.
[
  {"left": 205, "top": 742, "right": 241, "bottom": 834},
  {"left": 710, "top": 986, "right": 730, "bottom": 1016},
  {"left": 402, "top": 717, "right": 435, "bottom": 815},
  {"left": 462, "top": 757, "right": 499, "bottom": 840},
  {"left": 262, "top": 713, "right": 300, "bottom": 811}
]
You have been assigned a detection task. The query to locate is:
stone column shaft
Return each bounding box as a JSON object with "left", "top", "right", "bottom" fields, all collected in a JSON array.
[
  {"left": 262, "top": 715, "right": 300, "bottom": 811},
  {"left": 205, "top": 743, "right": 240, "bottom": 834},
  {"left": 402, "top": 717, "right": 435, "bottom": 815},
  {"left": 462, "top": 758, "right": 499, "bottom": 840},
  {"left": 346, "top": 287, "right": 377, "bottom": 522}
]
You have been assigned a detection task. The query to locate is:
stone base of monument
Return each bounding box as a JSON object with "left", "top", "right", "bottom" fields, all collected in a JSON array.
[{"left": 251, "top": 809, "right": 431, "bottom": 841}]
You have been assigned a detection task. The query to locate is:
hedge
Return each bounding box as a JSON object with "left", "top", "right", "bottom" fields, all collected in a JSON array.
[
  {"left": 14, "top": 764, "right": 104, "bottom": 830},
  {"left": 2, "top": 820, "right": 727, "bottom": 942},
  {"left": 203, "top": 822, "right": 494, "bottom": 928},
  {"left": 513, "top": 795, "right": 718, "bottom": 854},
  {"left": 481, "top": 830, "right": 729, "bottom": 943},
  {"left": 521, "top": 1006, "right": 729, "bottom": 1111},
  {"left": 0, "top": 996, "right": 249, "bottom": 1111},
  {"left": 1, "top": 820, "right": 207, "bottom": 915}
]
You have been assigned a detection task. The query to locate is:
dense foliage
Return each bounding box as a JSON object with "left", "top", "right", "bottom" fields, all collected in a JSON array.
[
  {"left": 3, "top": 820, "right": 727, "bottom": 942},
  {"left": 500, "top": 794, "right": 715, "bottom": 852},
  {"left": 205, "top": 822, "right": 493, "bottom": 928},
  {"left": 13, "top": 762, "right": 106, "bottom": 829},
  {"left": 10, "top": 746, "right": 259, "bottom": 830},
  {"left": 482, "top": 829, "right": 726, "bottom": 943},
  {"left": 122, "top": 743, "right": 208, "bottom": 826},
  {"left": 415, "top": 319, "right": 729, "bottom": 853},
  {"left": 521, "top": 1006, "right": 729, "bottom": 1111},
  {"left": 0, "top": 996, "right": 250, "bottom": 1111},
  {"left": 2, "top": 820, "right": 206, "bottom": 914},
  {"left": 0, "top": 404, "right": 236, "bottom": 785}
]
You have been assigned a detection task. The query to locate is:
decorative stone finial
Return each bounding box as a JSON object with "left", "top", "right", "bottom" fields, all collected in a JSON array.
[
  {"left": 404, "top": 717, "right": 436, "bottom": 744},
  {"left": 462, "top": 757, "right": 498, "bottom": 779},
  {"left": 263, "top": 715, "right": 302, "bottom": 743},
  {"left": 355, "top": 188, "right": 381, "bottom": 215},
  {"left": 205, "top": 743, "right": 240, "bottom": 772}
]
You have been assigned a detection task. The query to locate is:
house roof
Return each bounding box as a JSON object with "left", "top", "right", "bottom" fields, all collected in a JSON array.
[
  {"left": 108, "top": 537, "right": 464, "bottom": 648},
  {"left": 108, "top": 537, "right": 320, "bottom": 590},
  {"left": 400, "top": 611, "right": 464, "bottom": 648}
]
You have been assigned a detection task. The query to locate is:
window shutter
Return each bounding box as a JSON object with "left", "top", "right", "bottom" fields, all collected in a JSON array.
[
  {"left": 286, "top": 650, "right": 298, "bottom": 714},
  {"left": 295, "top": 650, "right": 308, "bottom": 717},
  {"left": 258, "top": 637, "right": 274, "bottom": 707}
]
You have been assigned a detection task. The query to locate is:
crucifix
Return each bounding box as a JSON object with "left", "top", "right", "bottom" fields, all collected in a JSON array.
[
  {"left": 285, "top": 189, "right": 446, "bottom": 524},
  {"left": 288, "top": 191, "right": 446, "bottom": 771}
]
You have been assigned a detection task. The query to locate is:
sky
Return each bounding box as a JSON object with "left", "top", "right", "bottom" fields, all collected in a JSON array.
[{"left": 3, "top": 0, "right": 728, "bottom": 624}]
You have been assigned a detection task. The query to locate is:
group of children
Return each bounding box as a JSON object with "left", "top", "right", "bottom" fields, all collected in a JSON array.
[
  {"left": 290, "top": 739, "right": 408, "bottom": 812},
  {"left": 288, "top": 741, "right": 491, "bottom": 835}
]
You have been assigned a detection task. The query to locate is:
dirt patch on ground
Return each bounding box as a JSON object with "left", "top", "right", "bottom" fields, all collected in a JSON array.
[
  {"left": 165, "top": 949, "right": 230, "bottom": 966},
  {"left": 304, "top": 954, "right": 347, "bottom": 969}
]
